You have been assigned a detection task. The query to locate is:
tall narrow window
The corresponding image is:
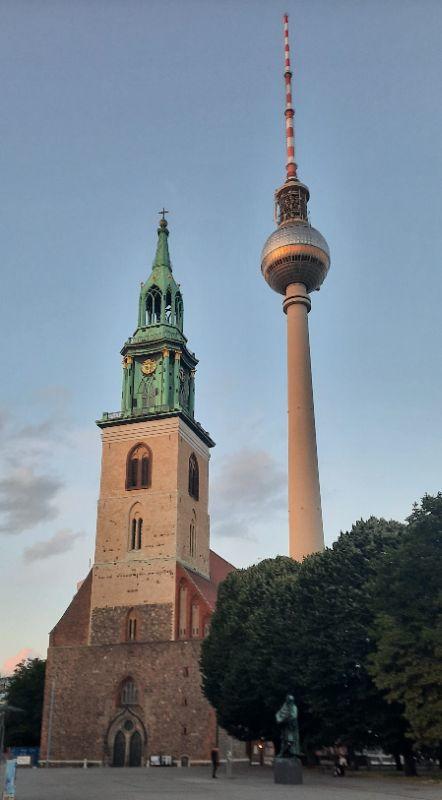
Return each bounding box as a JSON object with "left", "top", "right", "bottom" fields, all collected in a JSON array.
[
  {"left": 191, "top": 602, "right": 200, "bottom": 638},
  {"left": 141, "top": 456, "right": 149, "bottom": 487},
  {"left": 179, "top": 582, "right": 188, "bottom": 639},
  {"left": 188, "top": 454, "right": 199, "bottom": 501},
  {"left": 165, "top": 289, "right": 172, "bottom": 323},
  {"left": 189, "top": 515, "right": 196, "bottom": 557},
  {"left": 130, "top": 519, "right": 137, "bottom": 550},
  {"left": 175, "top": 293, "right": 183, "bottom": 329},
  {"left": 126, "top": 444, "right": 151, "bottom": 490},
  {"left": 127, "top": 614, "right": 137, "bottom": 641},
  {"left": 137, "top": 519, "right": 143, "bottom": 550},
  {"left": 146, "top": 287, "right": 162, "bottom": 325},
  {"left": 129, "top": 458, "right": 138, "bottom": 489}
]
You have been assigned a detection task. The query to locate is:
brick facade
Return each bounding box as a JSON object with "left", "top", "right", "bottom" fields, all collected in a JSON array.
[
  {"left": 40, "top": 640, "right": 216, "bottom": 765},
  {"left": 40, "top": 415, "right": 236, "bottom": 765}
]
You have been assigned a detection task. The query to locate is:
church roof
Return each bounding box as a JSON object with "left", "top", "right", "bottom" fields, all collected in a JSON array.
[
  {"left": 182, "top": 549, "right": 235, "bottom": 611},
  {"left": 209, "top": 550, "right": 236, "bottom": 586}
]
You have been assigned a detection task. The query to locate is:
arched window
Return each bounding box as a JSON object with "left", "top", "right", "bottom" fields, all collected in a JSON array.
[
  {"left": 203, "top": 617, "right": 211, "bottom": 638},
  {"left": 189, "top": 513, "right": 196, "bottom": 557},
  {"left": 126, "top": 610, "right": 138, "bottom": 641},
  {"left": 146, "top": 286, "right": 162, "bottom": 325},
  {"left": 188, "top": 454, "right": 199, "bottom": 501},
  {"left": 120, "top": 678, "right": 138, "bottom": 706},
  {"left": 191, "top": 601, "right": 200, "bottom": 638},
  {"left": 129, "top": 509, "right": 143, "bottom": 551},
  {"left": 175, "top": 292, "right": 183, "bottom": 329},
  {"left": 130, "top": 518, "right": 137, "bottom": 550},
  {"left": 137, "top": 518, "right": 143, "bottom": 549},
  {"left": 179, "top": 581, "right": 188, "bottom": 639},
  {"left": 128, "top": 501, "right": 143, "bottom": 552},
  {"left": 165, "top": 289, "right": 172, "bottom": 323},
  {"left": 126, "top": 444, "right": 151, "bottom": 490}
]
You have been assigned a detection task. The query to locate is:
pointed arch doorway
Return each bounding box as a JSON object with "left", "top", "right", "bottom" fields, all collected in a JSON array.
[
  {"left": 113, "top": 731, "right": 125, "bottom": 767},
  {"left": 129, "top": 731, "right": 142, "bottom": 766},
  {"left": 108, "top": 708, "right": 147, "bottom": 767},
  {"left": 111, "top": 728, "right": 143, "bottom": 767}
]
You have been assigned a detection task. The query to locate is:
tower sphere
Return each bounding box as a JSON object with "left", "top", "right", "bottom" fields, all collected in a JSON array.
[{"left": 261, "top": 221, "right": 330, "bottom": 295}]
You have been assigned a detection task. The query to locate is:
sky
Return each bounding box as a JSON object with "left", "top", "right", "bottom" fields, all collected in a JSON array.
[{"left": 0, "top": 0, "right": 441, "bottom": 672}]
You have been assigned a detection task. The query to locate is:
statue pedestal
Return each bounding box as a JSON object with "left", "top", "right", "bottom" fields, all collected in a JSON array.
[{"left": 274, "top": 757, "right": 303, "bottom": 784}]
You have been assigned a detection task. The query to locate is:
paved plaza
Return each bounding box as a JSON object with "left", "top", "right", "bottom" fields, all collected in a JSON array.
[{"left": 2, "top": 764, "right": 441, "bottom": 800}]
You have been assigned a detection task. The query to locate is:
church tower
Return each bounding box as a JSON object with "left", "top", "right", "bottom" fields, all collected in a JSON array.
[
  {"left": 90, "top": 214, "right": 214, "bottom": 641},
  {"left": 40, "top": 217, "right": 234, "bottom": 767}
]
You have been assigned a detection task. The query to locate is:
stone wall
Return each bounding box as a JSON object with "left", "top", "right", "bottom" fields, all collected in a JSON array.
[
  {"left": 90, "top": 603, "right": 173, "bottom": 644},
  {"left": 40, "top": 639, "right": 216, "bottom": 764}
]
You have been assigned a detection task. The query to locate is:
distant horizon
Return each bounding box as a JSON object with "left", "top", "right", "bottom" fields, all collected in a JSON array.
[{"left": 1, "top": 0, "right": 441, "bottom": 669}]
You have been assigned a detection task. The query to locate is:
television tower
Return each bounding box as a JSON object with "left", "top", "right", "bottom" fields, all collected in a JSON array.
[{"left": 261, "top": 14, "right": 330, "bottom": 561}]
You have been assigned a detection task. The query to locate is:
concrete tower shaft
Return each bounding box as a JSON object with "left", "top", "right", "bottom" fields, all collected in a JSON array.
[
  {"left": 260, "top": 15, "right": 330, "bottom": 561},
  {"left": 283, "top": 285, "right": 324, "bottom": 560}
]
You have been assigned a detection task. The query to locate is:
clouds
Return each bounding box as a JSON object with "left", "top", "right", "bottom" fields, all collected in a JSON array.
[
  {"left": 0, "top": 401, "right": 89, "bottom": 565},
  {"left": 0, "top": 468, "right": 62, "bottom": 535},
  {"left": 211, "top": 448, "right": 286, "bottom": 540},
  {"left": 23, "top": 528, "right": 84, "bottom": 563},
  {"left": 0, "top": 399, "right": 71, "bottom": 538}
]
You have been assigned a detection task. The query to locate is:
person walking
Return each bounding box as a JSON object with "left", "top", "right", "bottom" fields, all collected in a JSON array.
[{"left": 211, "top": 746, "right": 219, "bottom": 778}]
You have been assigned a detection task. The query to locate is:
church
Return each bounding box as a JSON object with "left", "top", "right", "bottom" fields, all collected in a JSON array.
[{"left": 40, "top": 215, "right": 235, "bottom": 766}]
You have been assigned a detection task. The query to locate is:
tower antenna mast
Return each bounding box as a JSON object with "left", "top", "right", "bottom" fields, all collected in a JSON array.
[{"left": 283, "top": 13, "right": 297, "bottom": 180}]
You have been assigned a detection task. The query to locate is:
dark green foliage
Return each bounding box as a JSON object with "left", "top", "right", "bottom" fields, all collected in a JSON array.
[
  {"left": 201, "top": 556, "right": 300, "bottom": 743},
  {"left": 5, "top": 658, "right": 46, "bottom": 747},
  {"left": 293, "top": 517, "right": 409, "bottom": 752},
  {"left": 202, "top": 517, "right": 415, "bottom": 757},
  {"left": 369, "top": 494, "right": 442, "bottom": 746}
]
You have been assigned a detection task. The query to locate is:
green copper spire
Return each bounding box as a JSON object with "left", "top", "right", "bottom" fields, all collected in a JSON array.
[
  {"left": 153, "top": 217, "right": 172, "bottom": 270},
  {"left": 136, "top": 217, "right": 183, "bottom": 332},
  {"left": 98, "top": 214, "right": 214, "bottom": 448},
  {"left": 116, "top": 217, "right": 196, "bottom": 423}
]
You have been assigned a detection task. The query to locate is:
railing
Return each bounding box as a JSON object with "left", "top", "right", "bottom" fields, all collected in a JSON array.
[
  {"left": 101, "top": 411, "right": 124, "bottom": 421},
  {"left": 100, "top": 409, "right": 208, "bottom": 437}
]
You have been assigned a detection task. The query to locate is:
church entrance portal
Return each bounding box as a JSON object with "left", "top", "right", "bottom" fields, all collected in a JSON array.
[{"left": 112, "top": 727, "right": 144, "bottom": 767}]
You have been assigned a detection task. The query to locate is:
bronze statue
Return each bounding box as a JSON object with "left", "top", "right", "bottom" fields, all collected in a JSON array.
[{"left": 275, "top": 694, "right": 300, "bottom": 758}]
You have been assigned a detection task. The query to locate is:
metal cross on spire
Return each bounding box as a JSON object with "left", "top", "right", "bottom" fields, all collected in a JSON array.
[{"left": 158, "top": 207, "right": 169, "bottom": 221}]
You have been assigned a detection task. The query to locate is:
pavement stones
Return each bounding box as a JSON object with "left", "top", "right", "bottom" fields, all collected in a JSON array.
[{"left": 2, "top": 764, "right": 441, "bottom": 800}]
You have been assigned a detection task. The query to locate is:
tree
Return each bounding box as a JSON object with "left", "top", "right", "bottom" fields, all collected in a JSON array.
[
  {"left": 5, "top": 658, "right": 46, "bottom": 747},
  {"left": 201, "top": 517, "right": 417, "bottom": 770},
  {"left": 292, "top": 517, "right": 418, "bottom": 772},
  {"left": 369, "top": 493, "right": 442, "bottom": 748},
  {"left": 201, "top": 556, "right": 301, "bottom": 745}
]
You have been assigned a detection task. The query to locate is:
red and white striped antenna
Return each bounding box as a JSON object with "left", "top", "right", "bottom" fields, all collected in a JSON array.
[{"left": 283, "top": 13, "right": 297, "bottom": 179}]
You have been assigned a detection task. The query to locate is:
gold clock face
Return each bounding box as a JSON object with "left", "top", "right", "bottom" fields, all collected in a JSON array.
[{"left": 140, "top": 358, "right": 157, "bottom": 376}]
